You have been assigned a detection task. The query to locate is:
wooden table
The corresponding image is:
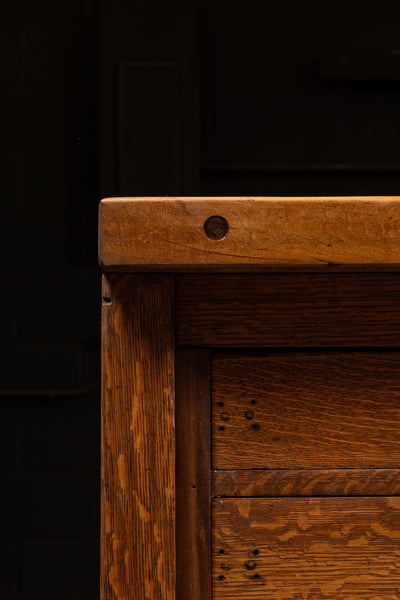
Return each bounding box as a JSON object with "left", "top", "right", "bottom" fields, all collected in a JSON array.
[{"left": 99, "top": 197, "right": 400, "bottom": 600}]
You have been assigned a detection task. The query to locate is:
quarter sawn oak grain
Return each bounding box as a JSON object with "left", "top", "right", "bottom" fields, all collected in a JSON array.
[
  {"left": 99, "top": 196, "right": 400, "bottom": 270},
  {"left": 212, "top": 351, "right": 400, "bottom": 470},
  {"left": 176, "top": 350, "right": 212, "bottom": 600},
  {"left": 213, "top": 497, "right": 400, "bottom": 599},
  {"left": 101, "top": 275, "right": 175, "bottom": 600},
  {"left": 212, "top": 469, "right": 400, "bottom": 497},
  {"left": 176, "top": 273, "right": 400, "bottom": 347}
]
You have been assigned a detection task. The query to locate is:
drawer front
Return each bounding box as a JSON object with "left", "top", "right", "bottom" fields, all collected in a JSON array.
[
  {"left": 212, "top": 351, "right": 400, "bottom": 470},
  {"left": 213, "top": 497, "right": 400, "bottom": 599}
]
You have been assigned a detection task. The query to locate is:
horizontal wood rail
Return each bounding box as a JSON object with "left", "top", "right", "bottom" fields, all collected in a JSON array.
[
  {"left": 176, "top": 273, "right": 400, "bottom": 346},
  {"left": 99, "top": 196, "right": 400, "bottom": 271},
  {"left": 212, "top": 469, "right": 400, "bottom": 497}
]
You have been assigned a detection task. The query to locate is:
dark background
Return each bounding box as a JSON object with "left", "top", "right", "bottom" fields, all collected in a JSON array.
[{"left": 2, "top": 0, "right": 400, "bottom": 597}]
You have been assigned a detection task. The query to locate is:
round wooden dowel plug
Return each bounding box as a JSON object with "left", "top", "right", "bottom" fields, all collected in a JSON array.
[{"left": 203, "top": 216, "right": 229, "bottom": 240}]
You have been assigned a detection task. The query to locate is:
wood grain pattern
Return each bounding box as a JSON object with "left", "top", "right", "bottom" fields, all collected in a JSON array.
[
  {"left": 212, "top": 351, "right": 400, "bottom": 469},
  {"left": 212, "top": 496, "right": 400, "bottom": 599},
  {"left": 176, "top": 349, "right": 212, "bottom": 600},
  {"left": 176, "top": 273, "right": 400, "bottom": 347},
  {"left": 212, "top": 469, "right": 400, "bottom": 497},
  {"left": 101, "top": 274, "right": 175, "bottom": 600},
  {"left": 99, "top": 196, "right": 400, "bottom": 270}
]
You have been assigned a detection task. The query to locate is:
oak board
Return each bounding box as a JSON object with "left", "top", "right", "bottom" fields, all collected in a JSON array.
[
  {"left": 99, "top": 196, "right": 400, "bottom": 271},
  {"left": 212, "top": 351, "right": 400, "bottom": 470},
  {"left": 213, "top": 496, "right": 400, "bottom": 599},
  {"left": 212, "top": 469, "right": 400, "bottom": 497},
  {"left": 101, "top": 275, "right": 175, "bottom": 600},
  {"left": 176, "top": 349, "right": 211, "bottom": 600},
  {"left": 176, "top": 273, "right": 400, "bottom": 347}
]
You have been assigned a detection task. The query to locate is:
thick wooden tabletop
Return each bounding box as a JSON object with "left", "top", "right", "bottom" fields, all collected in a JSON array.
[{"left": 99, "top": 196, "right": 400, "bottom": 271}]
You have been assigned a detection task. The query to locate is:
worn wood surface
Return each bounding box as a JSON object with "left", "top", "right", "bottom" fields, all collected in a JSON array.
[
  {"left": 212, "top": 351, "right": 400, "bottom": 470},
  {"left": 99, "top": 196, "right": 400, "bottom": 270},
  {"left": 176, "top": 349, "right": 212, "bottom": 600},
  {"left": 101, "top": 274, "right": 175, "bottom": 600},
  {"left": 212, "top": 496, "right": 400, "bottom": 599},
  {"left": 176, "top": 273, "right": 400, "bottom": 347},
  {"left": 213, "top": 469, "right": 400, "bottom": 497}
]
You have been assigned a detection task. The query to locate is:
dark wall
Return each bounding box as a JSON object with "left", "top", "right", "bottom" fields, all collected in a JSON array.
[
  {"left": 2, "top": 0, "right": 400, "bottom": 597},
  {"left": 1, "top": 2, "right": 100, "bottom": 598},
  {"left": 199, "top": 1, "right": 400, "bottom": 196}
]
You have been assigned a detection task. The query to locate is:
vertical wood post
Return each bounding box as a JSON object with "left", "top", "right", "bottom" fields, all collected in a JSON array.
[
  {"left": 176, "top": 349, "right": 211, "bottom": 600},
  {"left": 101, "top": 274, "right": 175, "bottom": 600}
]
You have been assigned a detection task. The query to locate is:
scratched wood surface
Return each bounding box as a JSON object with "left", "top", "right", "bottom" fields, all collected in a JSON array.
[
  {"left": 99, "top": 196, "right": 400, "bottom": 270},
  {"left": 212, "top": 469, "right": 400, "bottom": 497},
  {"left": 212, "top": 351, "right": 400, "bottom": 470},
  {"left": 212, "top": 496, "right": 400, "bottom": 599},
  {"left": 176, "top": 273, "right": 400, "bottom": 347},
  {"left": 176, "top": 349, "right": 212, "bottom": 600},
  {"left": 101, "top": 274, "right": 175, "bottom": 600}
]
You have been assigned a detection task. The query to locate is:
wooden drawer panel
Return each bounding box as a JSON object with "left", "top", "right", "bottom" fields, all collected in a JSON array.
[
  {"left": 213, "top": 497, "right": 400, "bottom": 599},
  {"left": 212, "top": 351, "right": 400, "bottom": 470}
]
